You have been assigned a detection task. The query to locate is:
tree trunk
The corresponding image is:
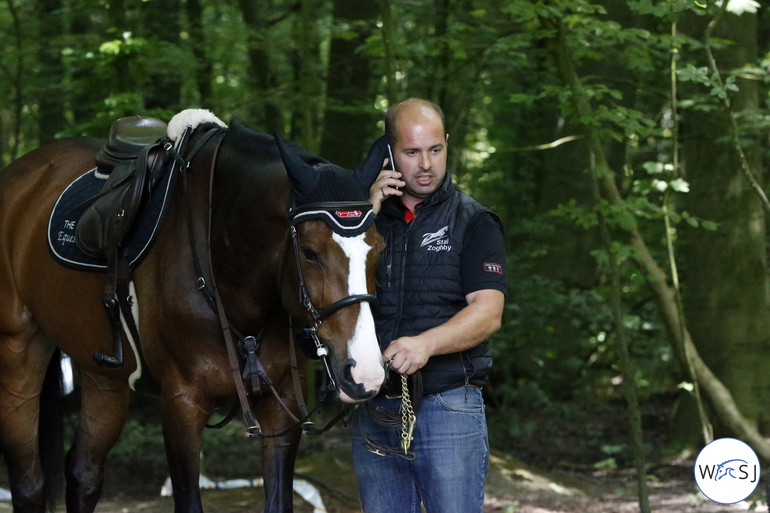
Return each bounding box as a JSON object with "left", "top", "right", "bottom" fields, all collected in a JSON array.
[
  {"left": 68, "top": 0, "right": 100, "bottom": 125},
  {"left": 320, "top": 0, "right": 377, "bottom": 168},
  {"left": 290, "top": 0, "right": 320, "bottom": 150},
  {"left": 140, "top": 0, "right": 183, "bottom": 110},
  {"left": 5, "top": 0, "right": 24, "bottom": 160},
  {"left": 376, "top": 0, "right": 397, "bottom": 105},
  {"left": 680, "top": 11, "right": 770, "bottom": 429},
  {"left": 36, "top": 0, "right": 65, "bottom": 143},
  {"left": 238, "top": 0, "right": 284, "bottom": 133},
  {"left": 185, "top": 0, "right": 214, "bottom": 107}
]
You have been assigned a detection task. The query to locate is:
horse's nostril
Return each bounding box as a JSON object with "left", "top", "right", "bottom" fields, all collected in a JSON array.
[
  {"left": 343, "top": 362, "right": 355, "bottom": 383},
  {"left": 338, "top": 359, "right": 375, "bottom": 400}
]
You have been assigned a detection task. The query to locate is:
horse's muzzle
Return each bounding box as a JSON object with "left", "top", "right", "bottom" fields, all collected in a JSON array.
[{"left": 337, "top": 358, "right": 383, "bottom": 403}]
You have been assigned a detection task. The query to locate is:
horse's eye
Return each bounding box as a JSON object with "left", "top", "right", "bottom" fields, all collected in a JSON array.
[{"left": 301, "top": 247, "right": 319, "bottom": 262}]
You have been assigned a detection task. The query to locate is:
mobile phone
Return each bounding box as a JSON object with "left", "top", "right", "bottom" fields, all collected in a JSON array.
[
  {"left": 386, "top": 143, "right": 400, "bottom": 190},
  {"left": 386, "top": 143, "right": 396, "bottom": 171}
]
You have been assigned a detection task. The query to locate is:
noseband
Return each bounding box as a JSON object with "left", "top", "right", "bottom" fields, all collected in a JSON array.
[{"left": 286, "top": 202, "right": 379, "bottom": 389}]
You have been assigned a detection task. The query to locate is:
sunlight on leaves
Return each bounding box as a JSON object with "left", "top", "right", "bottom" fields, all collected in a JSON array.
[
  {"left": 670, "top": 178, "right": 690, "bottom": 193},
  {"left": 716, "top": 0, "right": 761, "bottom": 15}
]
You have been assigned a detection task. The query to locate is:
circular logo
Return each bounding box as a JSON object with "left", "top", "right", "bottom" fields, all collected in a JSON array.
[{"left": 694, "top": 438, "right": 760, "bottom": 504}]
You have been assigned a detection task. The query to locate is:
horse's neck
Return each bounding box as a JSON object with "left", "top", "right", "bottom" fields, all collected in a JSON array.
[{"left": 208, "top": 147, "right": 291, "bottom": 323}]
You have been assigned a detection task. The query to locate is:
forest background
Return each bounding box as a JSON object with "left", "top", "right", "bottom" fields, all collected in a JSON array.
[{"left": 2, "top": 0, "right": 770, "bottom": 510}]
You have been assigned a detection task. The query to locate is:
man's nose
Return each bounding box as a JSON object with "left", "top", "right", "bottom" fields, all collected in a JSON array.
[{"left": 418, "top": 152, "right": 430, "bottom": 170}]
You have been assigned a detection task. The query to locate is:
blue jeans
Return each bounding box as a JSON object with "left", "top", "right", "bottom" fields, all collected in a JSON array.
[{"left": 350, "top": 386, "right": 489, "bottom": 513}]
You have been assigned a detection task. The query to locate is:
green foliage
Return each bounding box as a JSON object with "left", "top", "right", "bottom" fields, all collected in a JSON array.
[
  {"left": 109, "top": 420, "right": 165, "bottom": 463},
  {"left": 627, "top": 0, "right": 700, "bottom": 20},
  {"left": 105, "top": 420, "right": 169, "bottom": 489},
  {"left": 201, "top": 422, "right": 262, "bottom": 479},
  {"left": 4, "top": 0, "right": 770, "bottom": 474},
  {"left": 106, "top": 419, "right": 261, "bottom": 481}
]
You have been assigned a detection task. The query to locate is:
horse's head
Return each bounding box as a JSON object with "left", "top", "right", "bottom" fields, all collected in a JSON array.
[{"left": 277, "top": 136, "right": 388, "bottom": 403}]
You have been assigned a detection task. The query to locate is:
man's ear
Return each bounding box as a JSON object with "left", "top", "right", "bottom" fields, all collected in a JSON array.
[{"left": 445, "top": 133, "right": 450, "bottom": 145}]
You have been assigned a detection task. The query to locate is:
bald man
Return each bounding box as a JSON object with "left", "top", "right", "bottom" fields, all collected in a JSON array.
[{"left": 350, "top": 98, "right": 508, "bottom": 513}]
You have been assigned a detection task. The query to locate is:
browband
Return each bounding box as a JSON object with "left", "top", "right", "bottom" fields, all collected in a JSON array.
[{"left": 288, "top": 201, "right": 376, "bottom": 237}]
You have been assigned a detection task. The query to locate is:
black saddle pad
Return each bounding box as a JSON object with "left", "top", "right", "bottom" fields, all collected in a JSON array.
[{"left": 48, "top": 165, "right": 176, "bottom": 271}]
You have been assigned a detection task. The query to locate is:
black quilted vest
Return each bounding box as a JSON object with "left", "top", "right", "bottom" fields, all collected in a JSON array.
[{"left": 374, "top": 174, "right": 494, "bottom": 395}]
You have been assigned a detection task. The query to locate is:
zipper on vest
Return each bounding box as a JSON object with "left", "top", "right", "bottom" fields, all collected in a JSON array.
[
  {"left": 384, "top": 228, "right": 393, "bottom": 288},
  {"left": 394, "top": 220, "right": 413, "bottom": 333}
]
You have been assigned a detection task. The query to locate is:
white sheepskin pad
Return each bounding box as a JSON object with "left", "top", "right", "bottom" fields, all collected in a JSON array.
[{"left": 167, "top": 108, "right": 227, "bottom": 141}]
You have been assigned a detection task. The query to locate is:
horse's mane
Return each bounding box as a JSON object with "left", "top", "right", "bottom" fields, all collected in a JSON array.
[
  {"left": 224, "top": 118, "right": 371, "bottom": 206},
  {"left": 227, "top": 118, "right": 328, "bottom": 167},
  {"left": 225, "top": 118, "right": 273, "bottom": 149},
  {"left": 167, "top": 110, "right": 327, "bottom": 170}
]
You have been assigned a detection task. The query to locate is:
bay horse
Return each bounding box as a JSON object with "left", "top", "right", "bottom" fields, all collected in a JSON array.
[{"left": 0, "top": 109, "right": 387, "bottom": 512}]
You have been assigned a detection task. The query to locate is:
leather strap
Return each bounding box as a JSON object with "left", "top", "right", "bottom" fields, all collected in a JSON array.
[
  {"left": 288, "top": 319, "right": 310, "bottom": 420},
  {"left": 198, "top": 133, "right": 263, "bottom": 436},
  {"left": 211, "top": 270, "right": 261, "bottom": 435}
]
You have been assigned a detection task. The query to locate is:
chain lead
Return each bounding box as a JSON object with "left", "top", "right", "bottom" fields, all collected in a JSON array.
[{"left": 400, "top": 373, "right": 416, "bottom": 454}]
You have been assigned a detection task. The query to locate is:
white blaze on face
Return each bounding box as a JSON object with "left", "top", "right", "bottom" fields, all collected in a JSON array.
[{"left": 332, "top": 232, "right": 384, "bottom": 401}]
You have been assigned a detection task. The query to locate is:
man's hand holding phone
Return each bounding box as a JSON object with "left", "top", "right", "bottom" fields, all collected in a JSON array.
[{"left": 368, "top": 146, "right": 405, "bottom": 214}]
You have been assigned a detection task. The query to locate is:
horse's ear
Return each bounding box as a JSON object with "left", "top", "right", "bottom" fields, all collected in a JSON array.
[
  {"left": 274, "top": 134, "right": 318, "bottom": 198},
  {"left": 356, "top": 135, "right": 388, "bottom": 187}
]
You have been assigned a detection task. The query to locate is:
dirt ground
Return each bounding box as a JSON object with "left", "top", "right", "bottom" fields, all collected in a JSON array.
[
  {"left": 0, "top": 394, "right": 766, "bottom": 513},
  {"left": 2, "top": 429, "right": 767, "bottom": 513}
]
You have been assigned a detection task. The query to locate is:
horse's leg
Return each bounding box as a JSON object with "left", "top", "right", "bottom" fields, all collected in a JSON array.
[
  {"left": 258, "top": 375, "right": 303, "bottom": 513},
  {"left": 64, "top": 370, "right": 130, "bottom": 513},
  {"left": 160, "top": 383, "right": 211, "bottom": 513},
  {"left": 0, "top": 328, "right": 54, "bottom": 513},
  {"left": 261, "top": 425, "right": 302, "bottom": 513}
]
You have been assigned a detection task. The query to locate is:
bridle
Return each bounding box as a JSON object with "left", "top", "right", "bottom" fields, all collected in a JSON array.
[
  {"left": 286, "top": 202, "right": 379, "bottom": 390},
  {"left": 172, "top": 126, "right": 381, "bottom": 438}
]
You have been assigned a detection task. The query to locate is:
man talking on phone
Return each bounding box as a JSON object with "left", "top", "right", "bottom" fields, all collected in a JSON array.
[{"left": 350, "top": 98, "right": 507, "bottom": 513}]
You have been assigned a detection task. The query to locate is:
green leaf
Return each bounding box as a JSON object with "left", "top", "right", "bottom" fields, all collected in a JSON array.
[{"left": 99, "top": 40, "right": 122, "bottom": 55}]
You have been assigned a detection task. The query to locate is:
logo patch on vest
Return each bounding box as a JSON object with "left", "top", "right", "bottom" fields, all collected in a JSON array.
[
  {"left": 420, "top": 225, "right": 451, "bottom": 252},
  {"left": 484, "top": 262, "right": 503, "bottom": 274}
]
